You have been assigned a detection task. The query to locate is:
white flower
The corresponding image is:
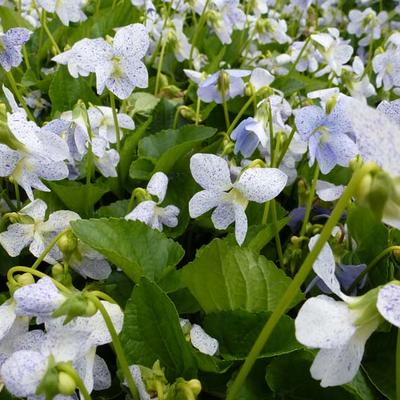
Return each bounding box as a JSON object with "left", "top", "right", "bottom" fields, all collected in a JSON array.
[
  {"left": 88, "top": 106, "right": 135, "bottom": 144},
  {"left": 0, "top": 111, "right": 70, "bottom": 200},
  {"left": 295, "top": 235, "right": 381, "bottom": 387},
  {"left": 288, "top": 41, "right": 319, "bottom": 73},
  {"left": 91, "top": 137, "right": 120, "bottom": 178},
  {"left": 0, "top": 199, "right": 79, "bottom": 261},
  {"left": 53, "top": 24, "right": 149, "bottom": 99},
  {"left": 372, "top": 49, "right": 400, "bottom": 91},
  {"left": 1, "top": 328, "right": 91, "bottom": 398},
  {"left": 37, "top": 0, "right": 87, "bottom": 26},
  {"left": 188, "top": 154, "right": 287, "bottom": 245},
  {"left": 347, "top": 8, "right": 388, "bottom": 46},
  {"left": 125, "top": 172, "right": 180, "bottom": 231},
  {"left": 249, "top": 67, "right": 274, "bottom": 91},
  {"left": 311, "top": 28, "right": 353, "bottom": 76}
]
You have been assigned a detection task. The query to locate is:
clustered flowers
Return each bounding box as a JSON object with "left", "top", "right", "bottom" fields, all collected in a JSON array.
[{"left": 0, "top": 0, "right": 400, "bottom": 399}]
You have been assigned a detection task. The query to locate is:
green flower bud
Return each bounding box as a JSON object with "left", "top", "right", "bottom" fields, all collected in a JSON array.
[
  {"left": 52, "top": 263, "right": 64, "bottom": 277},
  {"left": 52, "top": 293, "right": 97, "bottom": 324},
  {"left": 15, "top": 272, "right": 35, "bottom": 286},
  {"left": 57, "top": 372, "right": 76, "bottom": 396},
  {"left": 57, "top": 231, "right": 78, "bottom": 257},
  {"left": 187, "top": 379, "right": 201, "bottom": 396},
  {"left": 179, "top": 106, "right": 197, "bottom": 121},
  {"left": 217, "top": 70, "right": 230, "bottom": 96},
  {"left": 325, "top": 95, "right": 338, "bottom": 115},
  {"left": 160, "top": 85, "right": 184, "bottom": 99}
]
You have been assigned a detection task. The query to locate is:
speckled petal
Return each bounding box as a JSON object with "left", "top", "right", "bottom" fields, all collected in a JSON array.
[
  {"left": 113, "top": 23, "right": 149, "bottom": 59},
  {"left": 190, "top": 324, "right": 219, "bottom": 356},
  {"left": 13, "top": 277, "right": 66, "bottom": 318},
  {"left": 189, "top": 190, "right": 224, "bottom": 218},
  {"left": 93, "top": 355, "right": 112, "bottom": 391},
  {"left": 190, "top": 154, "right": 232, "bottom": 191},
  {"left": 234, "top": 204, "right": 248, "bottom": 246},
  {"left": 235, "top": 168, "right": 287, "bottom": 203},
  {"left": 147, "top": 172, "right": 168, "bottom": 203},
  {"left": 377, "top": 284, "right": 400, "bottom": 327},
  {"left": 0, "top": 223, "right": 34, "bottom": 257},
  {"left": 1, "top": 350, "right": 47, "bottom": 397}
]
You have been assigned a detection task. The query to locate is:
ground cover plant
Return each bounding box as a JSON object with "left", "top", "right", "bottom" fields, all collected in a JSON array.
[{"left": 0, "top": 0, "right": 400, "bottom": 399}]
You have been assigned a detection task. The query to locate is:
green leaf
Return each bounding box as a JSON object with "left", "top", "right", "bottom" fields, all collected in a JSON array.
[
  {"left": 181, "top": 238, "right": 303, "bottom": 313},
  {"left": 129, "top": 158, "right": 155, "bottom": 181},
  {"left": 120, "top": 278, "right": 197, "bottom": 380},
  {"left": 363, "top": 330, "right": 396, "bottom": 400},
  {"left": 274, "top": 72, "right": 328, "bottom": 96},
  {"left": 266, "top": 350, "right": 364, "bottom": 400},
  {"left": 204, "top": 311, "right": 301, "bottom": 360},
  {"left": 120, "top": 117, "right": 152, "bottom": 185},
  {"left": 0, "top": 6, "right": 33, "bottom": 29},
  {"left": 70, "top": 218, "right": 184, "bottom": 282},
  {"left": 48, "top": 66, "right": 98, "bottom": 114},
  {"left": 138, "top": 125, "right": 217, "bottom": 173},
  {"left": 95, "top": 200, "right": 129, "bottom": 218},
  {"left": 148, "top": 98, "right": 177, "bottom": 134},
  {"left": 129, "top": 92, "right": 160, "bottom": 117},
  {"left": 47, "top": 181, "right": 109, "bottom": 217},
  {"left": 347, "top": 206, "right": 389, "bottom": 285}
]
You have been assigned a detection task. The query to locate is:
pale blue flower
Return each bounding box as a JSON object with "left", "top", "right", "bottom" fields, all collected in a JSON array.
[
  {"left": 197, "top": 69, "right": 250, "bottom": 104},
  {"left": 294, "top": 97, "right": 358, "bottom": 174},
  {"left": 230, "top": 117, "right": 267, "bottom": 157},
  {"left": 0, "top": 28, "right": 31, "bottom": 71}
]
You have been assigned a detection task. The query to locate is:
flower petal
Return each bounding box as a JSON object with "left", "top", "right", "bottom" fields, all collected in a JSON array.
[
  {"left": 190, "top": 324, "right": 219, "bottom": 356},
  {"left": 211, "top": 201, "right": 235, "bottom": 230},
  {"left": 13, "top": 277, "right": 66, "bottom": 318},
  {"left": 190, "top": 154, "right": 232, "bottom": 191},
  {"left": 316, "top": 180, "right": 345, "bottom": 202},
  {"left": 295, "top": 295, "right": 356, "bottom": 349},
  {"left": 189, "top": 190, "right": 224, "bottom": 218},
  {"left": 1, "top": 350, "right": 47, "bottom": 397},
  {"left": 0, "top": 223, "right": 33, "bottom": 257},
  {"left": 235, "top": 167, "right": 287, "bottom": 203},
  {"left": 234, "top": 204, "right": 248, "bottom": 246},
  {"left": 113, "top": 23, "right": 149, "bottom": 59},
  {"left": 147, "top": 172, "right": 168, "bottom": 203},
  {"left": 377, "top": 284, "right": 400, "bottom": 327}
]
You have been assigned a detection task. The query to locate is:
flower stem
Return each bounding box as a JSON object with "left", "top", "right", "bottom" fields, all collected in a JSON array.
[
  {"left": 220, "top": 77, "right": 230, "bottom": 130},
  {"left": 300, "top": 164, "right": 320, "bottom": 236},
  {"left": 276, "top": 126, "right": 296, "bottom": 167},
  {"left": 41, "top": 10, "right": 61, "bottom": 55},
  {"left": 154, "top": 39, "right": 167, "bottom": 95},
  {"left": 271, "top": 199, "right": 284, "bottom": 268},
  {"left": 225, "top": 163, "right": 377, "bottom": 400},
  {"left": 195, "top": 97, "right": 201, "bottom": 125},
  {"left": 226, "top": 93, "right": 256, "bottom": 136},
  {"left": 348, "top": 245, "right": 400, "bottom": 293},
  {"left": 23, "top": 46, "right": 31, "bottom": 70},
  {"left": 188, "top": 0, "right": 211, "bottom": 68},
  {"left": 88, "top": 295, "right": 139, "bottom": 400},
  {"left": 109, "top": 92, "right": 121, "bottom": 152},
  {"left": 7, "top": 266, "right": 71, "bottom": 294},
  {"left": 13, "top": 180, "right": 21, "bottom": 209},
  {"left": 286, "top": 37, "right": 311, "bottom": 78},
  {"left": 31, "top": 229, "right": 69, "bottom": 270},
  {"left": 5, "top": 70, "right": 34, "bottom": 120}
]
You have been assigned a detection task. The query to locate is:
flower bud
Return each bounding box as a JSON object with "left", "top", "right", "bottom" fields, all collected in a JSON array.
[
  {"left": 52, "top": 263, "right": 64, "bottom": 277},
  {"left": 15, "top": 272, "right": 35, "bottom": 286},
  {"left": 179, "top": 106, "right": 197, "bottom": 121},
  {"left": 57, "top": 372, "right": 76, "bottom": 395},
  {"left": 217, "top": 70, "right": 230, "bottom": 96},
  {"left": 187, "top": 379, "right": 201, "bottom": 395},
  {"left": 325, "top": 95, "right": 337, "bottom": 115},
  {"left": 57, "top": 231, "right": 77, "bottom": 257}
]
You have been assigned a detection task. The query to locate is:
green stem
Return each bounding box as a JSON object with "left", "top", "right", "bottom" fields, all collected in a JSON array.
[
  {"left": 268, "top": 100, "right": 275, "bottom": 167},
  {"left": 23, "top": 46, "right": 31, "bottom": 70},
  {"left": 57, "top": 363, "right": 92, "bottom": 400},
  {"left": 188, "top": 0, "right": 211, "bottom": 68},
  {"left": 220, "top": 76, "right": 230, "bottom": 130},
  {"left": 172, "top": 106, "right": 180, "bottom": 129},
  {"left": 88, "top": 295, "right": 139, "bottom": 400},
  {"left": 5, "top": 71, "right": 34, "bottom": 120},
  {"left": 397, "top": 329, "right": 400, "bottom": 400},
  {"left": 13, "top": 181, "right": 21, "bottom": 209},
  {"left": 154, "top": 39, "right": 167, "bottom": 95},
  {"left": 195, "top": 97, "right": 201, "bottom": 125},
  {"left": 271, "top": 199, "right": 284, "bottom": 268},
  {"left": 109, "top": 92, "right": 121, "bottom": 152},
  {"left": 7, "top": 266, "right": 71, "bottom": 294},
  {"left": 261, "top": 201, "right": 271, "bottom": 225},
  {"left": 286, "top": 37, "right": 311, "bottom": 79},
  {"left": 226, "top": 93, "right": 256, "bottom": 136},
  {"left": 299, "top": 164, "right": 320, "bottom": 236},
  {"left": 31, "top": 229, "right": 69, "bottom": 270},
  {"left": 276, "top": 126, "right": 296, "bottom": 167},
  {"left": 225, "top": 163, "right": 377, "bottom": 400},
  {"left": 41, "top": 10, "right": 61, "bottom": 54},
  {"left": 348, "top": 245, "right": 400, "bottom": 293}
]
